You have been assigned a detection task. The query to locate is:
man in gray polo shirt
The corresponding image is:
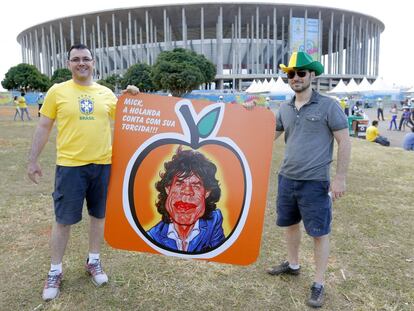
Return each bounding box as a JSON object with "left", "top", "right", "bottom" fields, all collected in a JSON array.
[{"left": 266, "top": 52, "right": 351, "bottom": 308}]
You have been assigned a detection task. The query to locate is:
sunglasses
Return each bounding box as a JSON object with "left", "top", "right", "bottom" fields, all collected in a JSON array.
[{"left": 287, "top": 70, "right": 308, "bottom": 79}]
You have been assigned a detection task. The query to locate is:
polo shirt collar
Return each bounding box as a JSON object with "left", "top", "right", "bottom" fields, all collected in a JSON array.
[{"left": 288, "top": 90, "right": 320, "bottom": 107}]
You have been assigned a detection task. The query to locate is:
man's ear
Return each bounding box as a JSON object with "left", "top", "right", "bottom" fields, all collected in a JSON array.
[
  {"left": 165, "top": 186, "right": 170, "bottom": 195},
  {"left": 205, "top": 190, "right": 211, "bottom": 198}
]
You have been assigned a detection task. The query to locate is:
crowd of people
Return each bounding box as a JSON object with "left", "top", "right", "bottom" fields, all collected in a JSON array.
[
  {"left": 13, "top": 92, "right": 32, "bottom": 121},
  {"left": 12, "top": 92, "right": 45, "bottom": 121},
  {"left": 339, "top": 95, "right": 414, "bottom": 150}
]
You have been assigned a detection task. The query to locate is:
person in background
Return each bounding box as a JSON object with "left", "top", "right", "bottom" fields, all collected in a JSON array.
[
  {"left": 389, "top": 103, "right": 398, "bottom": 130},
  {"left": 265, "top": 96, "right": 271, "bottom": 109},
  {"left": 37, "top": 93, "right": 44, "bottom": 117},
  {"left": 376, "top": 98, "right": 384, "bottom": 121},
  {"left": 27, "top": 43, "right": 139, "bottom": 302},
  {"left": 352, "top": 101, "right": 363, "bottom": 116},
  {"left": 411, "top": 105, "right": 414, "bottom": 125},
  {"left": 399, "top": 107, "right": 414, "bottom": 131},
  {"left": 366, "top": 120, "right": 390, "bottom": 146},
  {"left": 339, "top": 98, "right": 345, "bottom": 109},
  {"left": 403, "top": 126, "right": 414, "bottom": 150},
  {"left": 13, "top": 95, "right": 21, "bottom": 121},
  {"left": 18, "top": 92, "right": 32, "bottom": 121},
  {"left": 344, "top": 97, "right": 349, "bottom": 116}
]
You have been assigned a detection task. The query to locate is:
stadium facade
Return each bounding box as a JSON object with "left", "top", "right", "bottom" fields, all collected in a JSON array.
[{"left": 17, "top": 2, "right": 384, "bottom": 91}]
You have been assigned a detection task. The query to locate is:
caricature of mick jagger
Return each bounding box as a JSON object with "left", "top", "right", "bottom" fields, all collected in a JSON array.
[{"left": 147, "top": 147, "right": 225, "bottom": 252}]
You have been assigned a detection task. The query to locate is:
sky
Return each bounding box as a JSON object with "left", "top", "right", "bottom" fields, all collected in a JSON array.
[{"left": 0, "top": 0, "right": 410, "bottom": 91}]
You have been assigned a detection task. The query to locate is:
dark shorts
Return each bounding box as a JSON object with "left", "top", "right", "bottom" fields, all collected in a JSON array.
[
  {"left": 276, "top": 174, "right": 332, "bottom": 237},
  {"left": 52, "top": 164, "right": 111, "bottom": 225}
]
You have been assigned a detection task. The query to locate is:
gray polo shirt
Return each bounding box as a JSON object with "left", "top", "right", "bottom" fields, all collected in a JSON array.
[{"left": 276, "top": 91, "right": 348, "bottom": 181}]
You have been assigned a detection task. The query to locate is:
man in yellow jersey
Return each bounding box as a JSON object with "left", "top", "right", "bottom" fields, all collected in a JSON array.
[
  {"left": 18, "top": 91, "right": 32, "bottom": 121},
  {"left": 27, "top": 44, "right": 139, "bottom": 301},
  {"left": 366, "top": 120, "right": 390, "bottom": 146}
]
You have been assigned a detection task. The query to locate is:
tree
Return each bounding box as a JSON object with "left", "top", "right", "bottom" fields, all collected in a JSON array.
[
  {"left": 97, "top": 74, "right": 121, "bottom": 92},
  {"left": 191, "top": 52, "right": 216, "bottom": 85},
  {"left": 151, "top": 48, "right": 215, "bottom": 97},
  {"left": 120, "top": 63, "right": 155, "bottom": 92},
  {"left": 51, "top": 68, "right": 72, "bottom": 84},
  {"left": 104, "top": 74, "right": 122, "bottom": 88},
  {"left": 1, "top": 63, "right": 50, "bottom": 91},
  {"left": 96, "top": 79, "right": 115, "bottom": 92}
]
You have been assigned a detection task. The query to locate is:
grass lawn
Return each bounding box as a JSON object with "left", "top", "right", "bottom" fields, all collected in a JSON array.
[{"left": 0, "top": 107, "right": 413, "bottom": 310}]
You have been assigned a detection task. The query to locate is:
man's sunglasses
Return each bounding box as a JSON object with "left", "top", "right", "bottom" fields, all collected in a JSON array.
[{"left": 287, "top": 70, "right": 308, "bottom": 79}]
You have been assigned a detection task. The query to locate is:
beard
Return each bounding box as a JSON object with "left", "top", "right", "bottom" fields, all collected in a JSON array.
[{"left": 290, "top": 79, "right": 311, "bottom": 93}]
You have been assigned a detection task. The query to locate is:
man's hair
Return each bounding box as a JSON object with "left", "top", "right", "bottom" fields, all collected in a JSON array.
[
  {"left": 67, "top": 44, "right": 93, "bottom": 60},
  {"left": 372, "top": 120, "right": 379, "bottom": 126},
  {"left": 155, "top": 148, "right": 221, "bottom": 223}
]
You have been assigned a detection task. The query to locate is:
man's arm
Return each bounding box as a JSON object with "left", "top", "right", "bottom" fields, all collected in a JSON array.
[
  {"left": 331, "top": 128, "right": 351, "bottom": 201},
  {"left": 27, "top": 116, "right": 55, "bottom": 184}
]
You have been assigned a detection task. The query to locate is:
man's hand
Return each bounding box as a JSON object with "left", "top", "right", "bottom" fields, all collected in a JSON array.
[
  {"left": 122, "top": 85, "right": 140, "bottom": 95},
  {"left": 330, "top": 175, "right": 346, "bottom": 201},
  {"left": 27, "top": 161, "right": 42, "bottom": 184}
]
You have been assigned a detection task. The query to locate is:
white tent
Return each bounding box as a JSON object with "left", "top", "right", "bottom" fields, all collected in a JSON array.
[
  {"left": 261, "top": 79, "right": 270, "bottom": 93},
  {"left": 268, "top": 78, "right": 277, "bottom": 90},
  {"left": 269, "top": 77, "right": 294, "bottom": 95},
  {"left": 370, "top": 77, "right": 399, "bottom": 93},
  {"left": 356, "top": 77, "right": 372, "bottom": 93},
  {"left": 245, "top": 80, "right": 259, "bottom": 93},
  {"left": 255, "top": 80, "right": 265, "bottom": 93},
  {"left": 404, "top": 86, "right": 414, "bottom": 93},
  {"left": 345, "top": 78, "right": 359, "bottom": 93},
  {"left": 328, "top": 79, "right": 347, "bottom": 94}
]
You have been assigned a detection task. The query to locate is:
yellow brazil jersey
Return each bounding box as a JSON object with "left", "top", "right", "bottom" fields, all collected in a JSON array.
[
  {"left": 339, "top": 99, "right": 346, "bottom": 110},
  {"left": 40, "top": 80, "right": 117, "bottom": 166},
  {"left": 365, "top": 125, "right": 379, "bottom": 142},
  {"left": 18, "top": 96, "right": 27, "bottom": 108}
]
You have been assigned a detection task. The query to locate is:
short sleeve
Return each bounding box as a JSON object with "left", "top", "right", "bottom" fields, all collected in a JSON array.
[
  {"left": 39, "top": 85, "right": 57, "bottom": 119},
  {"left": 275, "top": 109, "right": 284, "bottom": 132},
  {"left": 108, "top": 90, "right": 118, "bottom": 120},
  {"left": 327, "top": 101, "right": 348, "bottom": 131}
]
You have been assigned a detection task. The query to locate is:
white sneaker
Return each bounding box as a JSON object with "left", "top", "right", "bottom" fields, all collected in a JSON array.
[
  {"left": 85, "top": 258, "right": 108, "bottom": 286},
  {"left": 42, "top": 271, "right": 63, "bottom": 301}
]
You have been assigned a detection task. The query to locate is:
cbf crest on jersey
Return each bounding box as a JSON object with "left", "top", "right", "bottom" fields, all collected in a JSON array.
[{"left": 79, "top": 95, "right": 94, "bottom": 115}]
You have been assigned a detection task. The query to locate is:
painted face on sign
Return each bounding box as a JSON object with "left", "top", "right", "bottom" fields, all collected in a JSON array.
[{"left": 165, "top": 173, "right": 211, "bottom": 226}]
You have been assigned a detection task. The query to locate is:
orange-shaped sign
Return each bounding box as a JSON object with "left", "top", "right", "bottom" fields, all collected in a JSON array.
[{"left": 105, "top": 94, "right": 275, "bottom": 265}]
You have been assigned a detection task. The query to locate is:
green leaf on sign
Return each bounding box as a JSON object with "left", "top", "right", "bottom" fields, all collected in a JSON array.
[{"left": 197, "top": 107, "right": 221, "bottom": 138}]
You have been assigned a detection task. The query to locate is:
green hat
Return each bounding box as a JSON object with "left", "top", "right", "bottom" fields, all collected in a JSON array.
[{"left": 279, "top": 51, "right": 324, "bottom": 76}]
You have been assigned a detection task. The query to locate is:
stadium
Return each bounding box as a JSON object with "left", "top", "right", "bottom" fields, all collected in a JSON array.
[{"left": 16, "top": 2, "right": 384, "bottom": 91}]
